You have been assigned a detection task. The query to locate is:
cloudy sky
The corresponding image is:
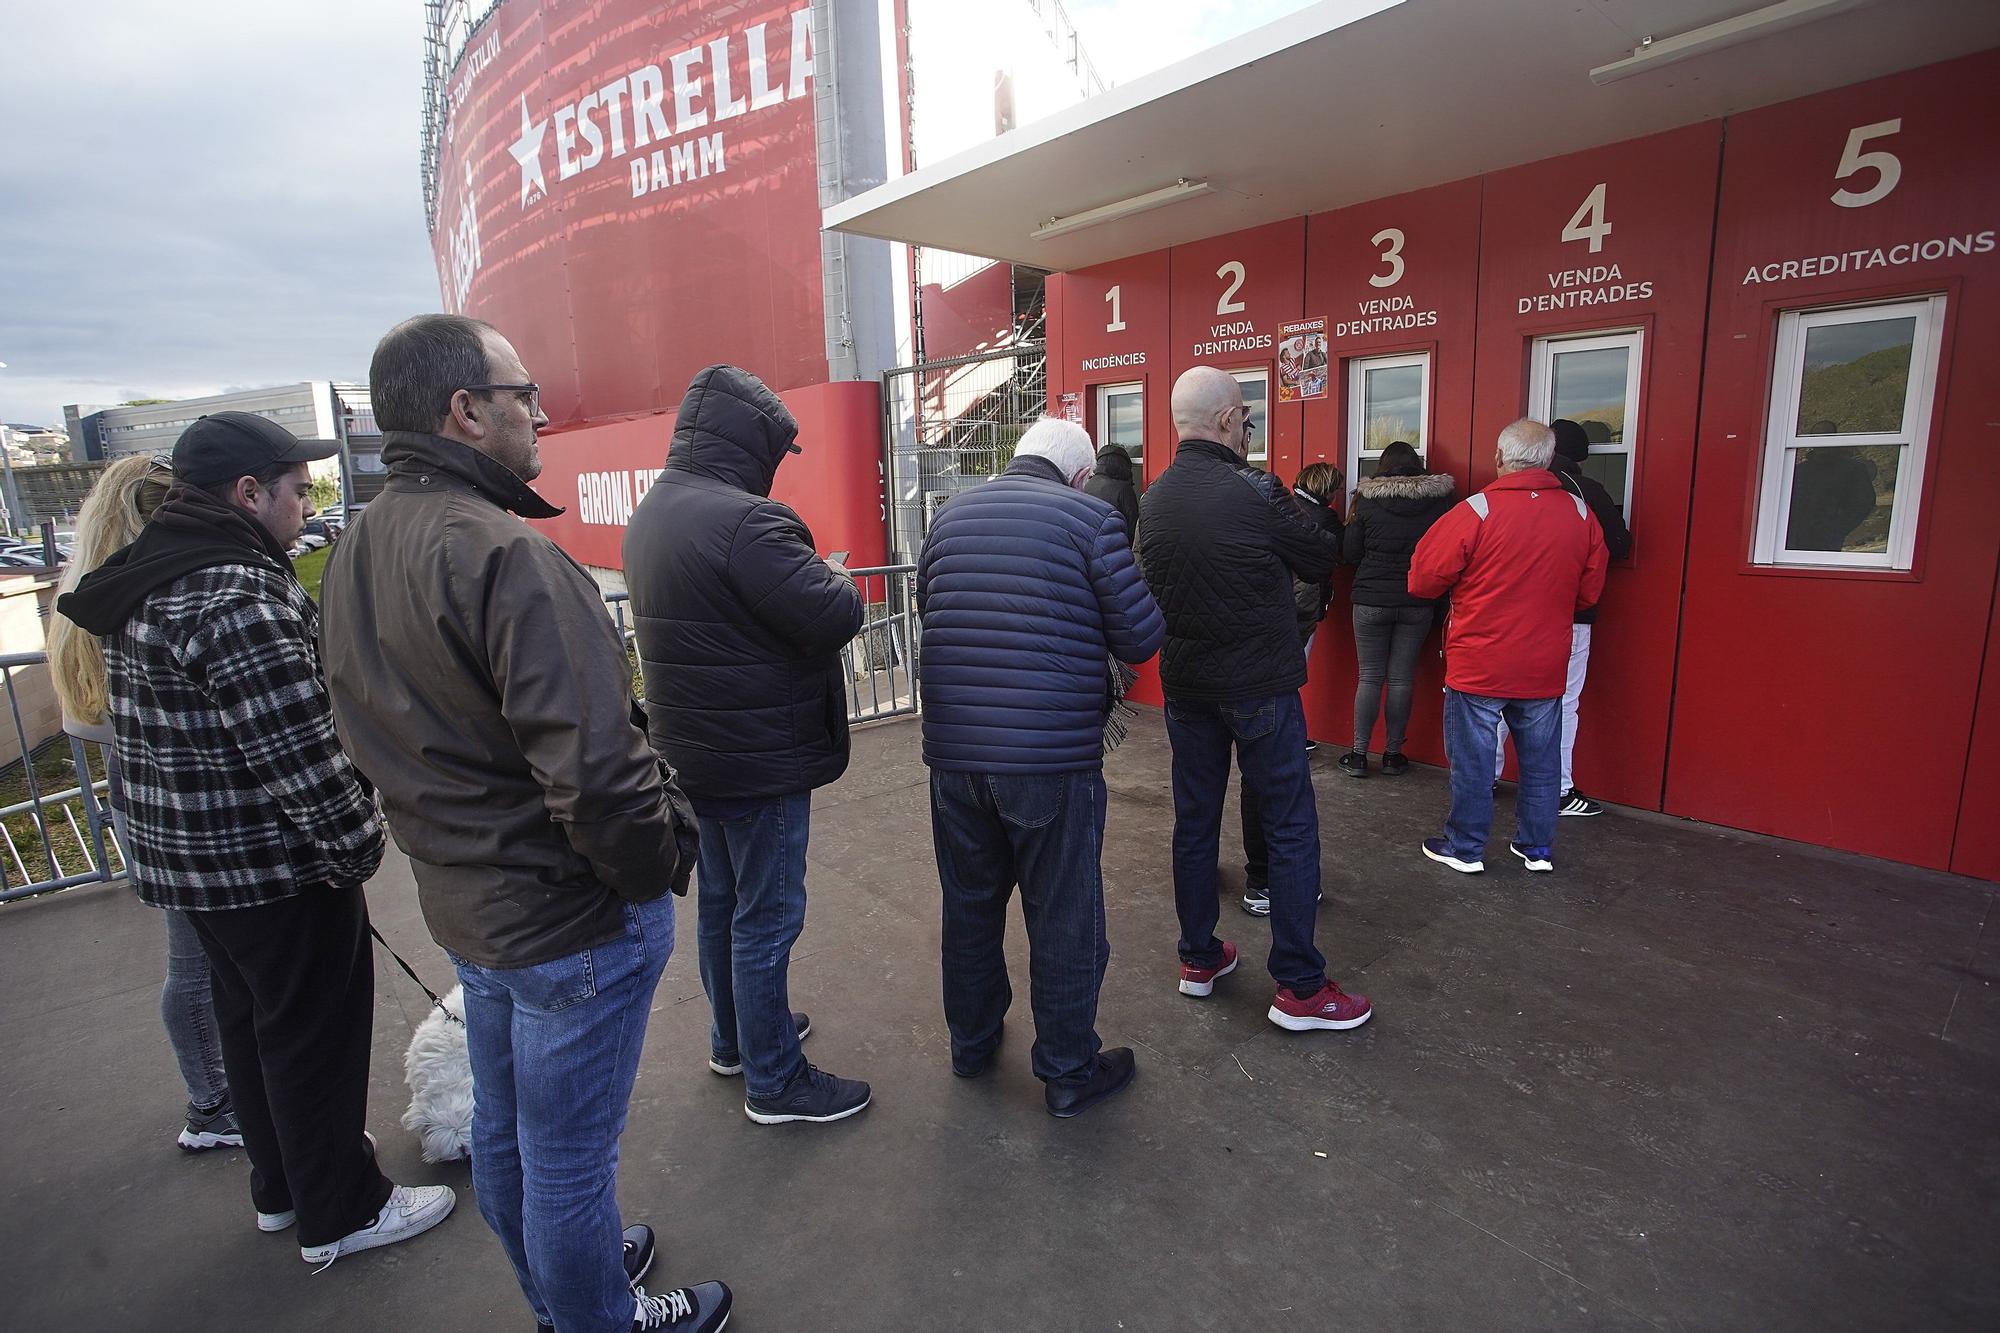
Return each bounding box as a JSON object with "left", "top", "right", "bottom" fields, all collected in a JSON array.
[{"left": 0, "top": 0, "right": 1311, "bottom": 428}]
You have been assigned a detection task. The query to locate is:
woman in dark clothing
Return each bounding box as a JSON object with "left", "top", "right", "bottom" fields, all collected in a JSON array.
[
  {"left": 1083, "top": 445, "right": 1141, "bottom": 542},
  {"left": 1339, "top": 441, "right": 1456, "bottom": 777}
]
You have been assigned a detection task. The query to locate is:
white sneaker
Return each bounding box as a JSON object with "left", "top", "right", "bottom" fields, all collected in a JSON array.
[
  {"left": 256, "top": 1209, "right": 296, "bottom": 1233},
  {"left": 299, "top": 1184, "right": 456, "bottom": 1266}
]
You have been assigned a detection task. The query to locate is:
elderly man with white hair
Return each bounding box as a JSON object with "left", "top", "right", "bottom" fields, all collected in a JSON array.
[
  {"left": 1137, "top": 366, "right": 1370, "bottom": 1035},
  {"left": 916, "top": 416, "right": 1165, "bottom": 1118},
  {"left": 1409, "top": 418, "right": 1609, "bottom": 874}
]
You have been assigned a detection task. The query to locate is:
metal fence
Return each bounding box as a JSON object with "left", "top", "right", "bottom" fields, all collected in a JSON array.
[
  {"left": 0, "top": 577, "right": 922, "bottom": 905},
  {"left": 0, "top": 653, "right": 122, "bottom": 905},
  {"left": 882, "top": 343, "right": 1047, "bottom": 563},
  {"left": 606, "top": 565, "right": 920, "bottom": 725}
]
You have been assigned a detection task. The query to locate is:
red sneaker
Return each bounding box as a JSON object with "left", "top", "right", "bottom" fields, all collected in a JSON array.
[
  {"left": 1267, "top": 981, "right": 1373, "bottom": 1031},
  {"left": 1178, "top": 940, "right": 1239, "bottom": 997}
]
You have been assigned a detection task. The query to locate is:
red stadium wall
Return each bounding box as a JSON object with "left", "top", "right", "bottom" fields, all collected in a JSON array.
[
  {"left": 527, "top": 379, "right": 886, "bottom": 571},
  {"left": 1470, "top": 123, "right": 1721, "bottom": 809},
  {"left": 1670, "top": 51, "right": 2000, "bottom": 871},
  {"left": 432, "top": 1, "right": 827, "bottom": 427},
  {"left": 1048, "top": 50, "right": 2000, "bottom": 876},
  {"left": 1303, "top": 176, "right": 1483, "bottom": 765}
]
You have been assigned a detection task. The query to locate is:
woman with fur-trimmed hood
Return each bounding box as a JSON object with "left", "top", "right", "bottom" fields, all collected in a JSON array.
[{"left": 1338, "top": 441, "right": 1456, "bottom": 777}]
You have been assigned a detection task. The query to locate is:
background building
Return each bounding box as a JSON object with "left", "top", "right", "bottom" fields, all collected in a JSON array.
[{"left": 59, "top": 381, "right": 382, "bottom": 506}]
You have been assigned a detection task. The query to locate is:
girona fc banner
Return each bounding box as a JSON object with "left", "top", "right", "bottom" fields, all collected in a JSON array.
[{"left": 429, "top": 1, "right": 826, "bottom": 428}]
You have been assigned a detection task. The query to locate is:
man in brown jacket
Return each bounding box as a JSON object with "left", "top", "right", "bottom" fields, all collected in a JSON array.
[{"left": 320, "top": 314, "right": 729, "bottom": 1333}]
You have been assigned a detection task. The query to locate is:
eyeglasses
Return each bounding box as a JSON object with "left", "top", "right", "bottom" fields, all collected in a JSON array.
[{"left": 463, "top": 382, "right": 541, "bottom": 415}]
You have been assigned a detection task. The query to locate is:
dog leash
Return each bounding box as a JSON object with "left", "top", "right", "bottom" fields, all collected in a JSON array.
[{"left": 369, "top": 925, "right": 465, "bottom": 1027}]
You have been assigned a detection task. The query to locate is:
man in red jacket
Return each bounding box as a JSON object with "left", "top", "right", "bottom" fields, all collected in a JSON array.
[{"left": 1408, "top": 419, "right": 1608, "bottom": 873}]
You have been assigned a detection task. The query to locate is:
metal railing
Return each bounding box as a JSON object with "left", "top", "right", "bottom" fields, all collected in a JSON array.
[
  {"left": 606, "top": 565, "right": 921, "bottom": 726},
  {"left": 0, "top": 652, "right": 123, "bottom": 905},
  {"left": 0, "top": 576, "right": 922, "bottom": 905}
]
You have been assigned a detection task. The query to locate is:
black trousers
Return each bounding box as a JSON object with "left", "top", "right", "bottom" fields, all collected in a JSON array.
[{"left": 187, "top": 883, "right": 392, "bottom": 1247}]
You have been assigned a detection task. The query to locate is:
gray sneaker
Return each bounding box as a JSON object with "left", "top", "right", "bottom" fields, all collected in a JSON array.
[
  {"left": 300, "top": 1184, "right": 456, "bottom": 1267},
  {"left": 178, "top": 1100, "right": 245, "bottom": 1151}
]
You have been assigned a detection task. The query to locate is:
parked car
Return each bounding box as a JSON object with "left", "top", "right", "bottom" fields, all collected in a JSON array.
[{"left": 300, "top": 518, "right": 338, "bottom": 545}]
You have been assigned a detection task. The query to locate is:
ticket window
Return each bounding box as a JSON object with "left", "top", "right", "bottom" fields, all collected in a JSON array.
[
  {"left": 1752, "top": 295, "right": 1944, "bottom": 571},
  {"left": 1346, "top": 352, "right": 1430, "bottom": 499},
  {"left": 1095, "top": 381, "right": 1144, "bottom": 480},
  {"left": 1232, "top": 369, "right": 1269, "bottom": 470},
  {"left": 1529, "top": 330, "right": 1642, "bottom": 519}
]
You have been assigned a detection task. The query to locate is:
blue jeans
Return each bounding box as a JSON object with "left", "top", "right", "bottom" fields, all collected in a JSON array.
[
  {"left": 695, "top": 792, "right": 811, "bottom": 1100},
  {"left": 1164, "top": 692, "right": 1328, "bottom": 995},
  {"left": 1443, "top": 689, "right": 1561, "bottom": 857},
  {"left": 930, "top": 769, "right": 1108, "bottom": 1087},
  {"left": 450, "top": 894, "right": 674, "bottom": 1333},
  {"left": 161, "top": 906, "right": 230, "bottom": 1110}
]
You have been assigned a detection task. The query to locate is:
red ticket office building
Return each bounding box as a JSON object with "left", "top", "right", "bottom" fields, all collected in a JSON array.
[{"left": 827, "top": 2, "right": 2000, "bottom": 879}]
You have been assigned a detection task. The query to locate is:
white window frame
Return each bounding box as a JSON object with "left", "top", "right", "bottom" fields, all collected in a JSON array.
[
  {"left": 1094, "top": 381, "right": 1144, "bottom": 472},
  {"left": 1345, "top": 351, "right": 1431, "bottom": 500},
  {"left": 1528, "top": 328, "right": 1642, "bottom": 517},
  {"left": 1753, "top": 295, "right": 1944, "bottom": 571},
  {"left": 1232, "top": 368, "right": 1269, "bottom": 470}
]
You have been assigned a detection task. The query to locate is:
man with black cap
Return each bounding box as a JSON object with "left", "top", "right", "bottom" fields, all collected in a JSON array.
[
  {"left": 321, "top": 315, "right": 728, "bottom": 1333},
  {"left": 56, "top": 412, "right": 456, "bottom": 1268},
  {"left": 624, "top": 364, "right": 871, "bottom": 1127},
  {"left": 1492, "top": 418, "right": 1631, "bottom": 815}
]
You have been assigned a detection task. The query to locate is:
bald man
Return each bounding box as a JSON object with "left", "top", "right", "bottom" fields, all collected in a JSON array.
[{"left": 1136, "top": 366, "right": 1372, "bottom": 1033}]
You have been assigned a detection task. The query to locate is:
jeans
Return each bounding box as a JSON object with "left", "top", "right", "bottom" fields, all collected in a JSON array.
[
  {"left": 161, "top": 906, "right": 230, "bottom": 1110},
  {"left": 1493, "top": 624, "right": 1592, "bottom": 791},
  {"left": 695, "top": 792, "right": 811, "bottom": 1101},
  {"left": 451, "top": 893, "right": 674, "bottom": 1333},
  {"left": 1352, "top": 603, "right": 1434, "bottom": 755},
  {"left": 930, "top": 769, "right": 1108, "bottom": 1087},
  {"left": 187, "top": 883, "right": 393, "bottom": 1248},
  {"left": 1444, "top": 689, "right": 1561, "bottom": 857},
  {"left": 1165, "top": 692, "right": 1327, "bottom": 995}
]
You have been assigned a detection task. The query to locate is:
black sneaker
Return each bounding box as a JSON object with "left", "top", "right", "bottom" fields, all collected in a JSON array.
[
  {"left": 1241, "top": 884, "right": 1271, "bottom": 916},
  {"left": 1045, "top": 1047, "right": 1137, "bottom": 1119},
  {"left": 708, "top": 1013, "right": 812, "bottom": 1076},
  {"left": 623, "top": 1224, "right": 657, "bottom": 1286},
  {"left": 1302, "top": 737, "right": 1318, "bottom": 753},
  {"left": 1380, "top": 752, "right": 1409, "bottom": 776},
  {"left": 1337, "top": 751, "right": 1368, "bottom": 779},
  {"left": 743, "top": 1064, "right": 871, "bottom": 1124},
  {"left": 1559, "top": 789, "right": 1605, "bottom": 816},
  {"left": 632, "top": 1281, "right": 732, "bottom": 1332}
]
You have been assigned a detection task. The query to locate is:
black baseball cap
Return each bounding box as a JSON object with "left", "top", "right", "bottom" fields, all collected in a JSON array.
[{"left": 172, "top": 411, "right": 340, "bottom": 487}]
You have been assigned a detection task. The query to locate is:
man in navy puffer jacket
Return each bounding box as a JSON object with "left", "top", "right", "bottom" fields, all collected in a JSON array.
[{"left": 916, "top": 417, "right": 1164, "bottom": 1119}]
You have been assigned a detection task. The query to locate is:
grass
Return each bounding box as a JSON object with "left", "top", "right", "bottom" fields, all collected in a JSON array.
[
  {"left": 0, "top": 737, "right": 121, "bottom": 894},
  {"left": 294, "top": 545, "right": 331, "bottom": 601}
]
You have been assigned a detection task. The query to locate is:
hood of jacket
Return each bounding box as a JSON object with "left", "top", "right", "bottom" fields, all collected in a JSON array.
[
  {"left": 662, "top": 364, "right": 801, "bottom": 497},
  {"left": 1092, "top": 445, "right": 1134, "bottom": 481},
  {"left": 57, "top": 484, "right": 294, "bottom": 636},
  {"left": 381, "top": 430, "right": 563, "bottom": 519},
  {"left": 1357, "top": 470, "right": 1456, "bottom": 513}
]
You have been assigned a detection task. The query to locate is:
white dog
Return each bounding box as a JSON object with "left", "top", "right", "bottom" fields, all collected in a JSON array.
[{"left": 402, "top": 985, "right": 474, "bottom": 1163}]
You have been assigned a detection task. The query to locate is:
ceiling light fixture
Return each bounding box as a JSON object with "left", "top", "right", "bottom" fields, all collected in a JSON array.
[
  {"left": 1031, "top": 177, "right": 1213, "bottom": 242},
  {"left": 1589, "top": 0, "right": 1875, "bottom": 85}
]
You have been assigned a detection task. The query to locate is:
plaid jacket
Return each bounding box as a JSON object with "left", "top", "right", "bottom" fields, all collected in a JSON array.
[{"left": 105, "top": 560, "right": 384, "bottom": 911}]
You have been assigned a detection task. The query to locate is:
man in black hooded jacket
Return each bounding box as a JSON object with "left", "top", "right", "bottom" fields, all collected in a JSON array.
[
  {"left": 625, "top": 364, "right": 871, "bottom": 1126},
  {"left": 1083, "top": 443, "right": 1140, "bottom": 541}
]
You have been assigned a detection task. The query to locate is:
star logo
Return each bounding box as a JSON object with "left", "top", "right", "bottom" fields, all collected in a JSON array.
[{"left": 509, "top": 95, "right": 549, "bottom": 207}]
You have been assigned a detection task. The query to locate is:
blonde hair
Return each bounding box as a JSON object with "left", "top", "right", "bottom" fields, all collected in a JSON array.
[{"left": 49, "top": 456, "right": 175, "bottom": 725}]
